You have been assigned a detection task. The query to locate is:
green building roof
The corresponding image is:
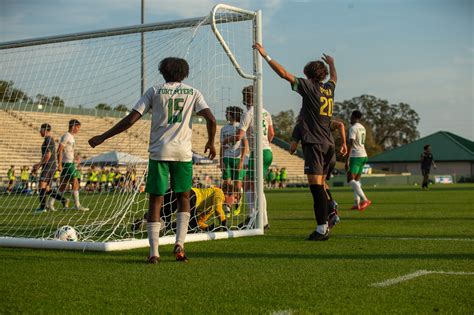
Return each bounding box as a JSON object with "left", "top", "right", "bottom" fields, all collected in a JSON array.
[{"left": 369, "top": 131, "right": 474, "bottom": 163}]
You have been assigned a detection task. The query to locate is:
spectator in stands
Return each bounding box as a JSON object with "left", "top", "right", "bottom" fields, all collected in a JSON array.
[
  {"left": 20, "top": 166, "right": 29, "bottom": 190},
  {"left": 280, "top": 168, "right": 287, "bottom": 188},
  {"left": 107, "top": 168, "right": 116, "bottom": 191},
  {"left": 99, "top": 166, "right": 107, "bottom": 193},
  {"left": 420, "top": 144, "right": 437, "bottom": 189},
  {"left": 88, "top": 166, "right": 99, "bottom": 192},
  {"left": 6, "top": 165, "right": 16, "bottom": 194}
]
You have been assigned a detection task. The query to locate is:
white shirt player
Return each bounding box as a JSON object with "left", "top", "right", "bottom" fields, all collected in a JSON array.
[
  {"left": 133, "top": 82, "right": 209, "bottom": 161},
  {"left": 59, "top": 132, "right": 75, "bottom": 163},
  {"left": 220, "top": 122, "right": 245, "bottom": 159},
  {"left": 348, "top": 122, "right": 367, "bottom": 158},
  {"left": 239, "top": 107, "right": 273, "bottom": 151}
]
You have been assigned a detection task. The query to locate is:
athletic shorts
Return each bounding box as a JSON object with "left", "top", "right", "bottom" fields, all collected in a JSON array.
[
  {"left": 146, "top": 159, "right": 192, "bottom": 196},
  {"left": 247, "top": 149, "right": 273, "bottom": 180},
  {"left": 302, "top": 143, "right": 335, "bottom": 175},
  {"left": 222, "top": 157, "right": 246, "bottom": 181},
  {"left": 61, "top": 163, "right": 79, "bottom": 181},
  {"left": 421, "top": 168, "right": 430, "bottom": 177},
  {"left": 40, "top": 165, "right": 56, "bottom": 185},
  {"left": 349, "top": 157, "right": 368, "bottom": 175},
  {"left": 326, "top": 153, "right": 337, "bottom": 180}
]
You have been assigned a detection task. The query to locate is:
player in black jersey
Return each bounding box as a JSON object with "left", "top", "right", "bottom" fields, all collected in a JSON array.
[
  {"left": 254, "top": 43, "right": 337, "bottom": 241},
  {"left": 420, "top": 144, "right": 436, "bottom": 189}
]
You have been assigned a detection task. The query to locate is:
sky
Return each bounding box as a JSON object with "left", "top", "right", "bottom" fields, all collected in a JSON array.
[{"left": 1, "top": 0, "right": 473, "bottom": 140}]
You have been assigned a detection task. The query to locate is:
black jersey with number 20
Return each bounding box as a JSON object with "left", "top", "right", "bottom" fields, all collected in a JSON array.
[{"left": 291, "top": 78, "right": 336, "bottom": 146}]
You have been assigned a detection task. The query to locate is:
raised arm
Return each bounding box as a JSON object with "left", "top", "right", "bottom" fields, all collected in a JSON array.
[
  {"left": 197, "top": 108, "right": 216, "bottom": 160},
  {"left": 322, "top": 54, "right": 337, "bottom": 84},
  {"left": 88, "top": 111, "right": 142, "bottom": 148},
  {"left": 253, "top": 43, "right": 296, "bottom": 85}
]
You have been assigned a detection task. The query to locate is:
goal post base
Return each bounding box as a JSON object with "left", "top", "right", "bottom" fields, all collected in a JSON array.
[{"left": 0, "top": 229, "right": 263, "bottom": 252}]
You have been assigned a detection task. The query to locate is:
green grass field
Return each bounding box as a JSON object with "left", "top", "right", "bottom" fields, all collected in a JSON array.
[{"left": 1, "top": 184, "right": 473, "bottom": 314}]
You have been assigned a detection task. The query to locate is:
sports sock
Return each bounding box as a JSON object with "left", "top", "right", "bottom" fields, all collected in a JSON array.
[
  {"left": 246, "top": 190, "right": 255, "bottom": 217},
  {"left": 350, "top": 180, "right": 367, "bottom": 202},
  {"left": 47, "top": 189, "right": 65, "bottom": 202},
  {"left": 147, "top": 221, "right": 161, "bottom": 258},
  {"left": 39, "top": 188, "right": 47, "bottom": 209},
  {"left": 309, "top": 184, "right": 328, "bottom": 226},
  {"left": 316, "top": 223, "right": 328, "bottom": 234},
  {"left": 175, "top": 212, "right": 191, "bottom": 248},
  {"left": 73, "top": 190, "right": 80, "bottom": 207},
  {"left": 353, "top": 190, "right": 360, "bottom": 206}
]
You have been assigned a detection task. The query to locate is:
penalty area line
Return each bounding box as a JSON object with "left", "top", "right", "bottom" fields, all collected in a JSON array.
[
  {"left": 336, "top": 235, "right": 474, "bottom": 242},
  {"left": 370, "top": 270, "right": 474, "bottom": 288}
]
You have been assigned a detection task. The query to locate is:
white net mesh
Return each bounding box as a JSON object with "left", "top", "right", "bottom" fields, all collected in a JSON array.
[{"left": 0, "top": 7, "right": 259, "bottom": 246}]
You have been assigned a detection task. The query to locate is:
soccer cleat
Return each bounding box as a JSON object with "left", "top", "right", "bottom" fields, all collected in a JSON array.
[
  {"left": 307, "top": 230, "right": 329, "bottom": 241},
  {"left": 359, "top": 200, "right": 372, "bottom": 210},
  {"left": 34, "top": 207, "right": 47, "bottom": 214},
  {"left": 74, "top": 205, "right": 89, "bottom": 211},
  {"left": 146, "top": 256, "right": 160, "bottom": 264},
  {"left": 46, "top": 199, "right": 57, "bottom": 212},
  {"left": 173, "top": 244, "right": 189, "bottom": 262},
  {"left": 62, "top": 198, "right": 70, "bottom": 209},
  {"left": 350, "top": 205, "right": 360, "bottom": 210},
  {"left": 328, "top": 213, "right": 340, "bottom": 230}
]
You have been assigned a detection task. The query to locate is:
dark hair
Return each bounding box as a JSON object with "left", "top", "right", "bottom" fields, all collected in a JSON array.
[
  {"left": 222, "top": 182, "right": 234, "bottom": 195},
  {"left": 159, "top": 57, "right": 189, "bottom": 82},
  {"left": 226, "top": 106, "right": 243, "bottom": 122},
  {"left": 303, "top": 61, "right": 328, "bottom": 82},
  {"left": 424, "top": 144, "right": 430, "bottom": 150},
  {"left": 69, "top": 119, "right": 81, "bottom": 130},
  {"left": 40, "top": 123, "right": 51, "bottom": 131},
  {"left": 351, "top": 110, "right": 363, "bottom": 120}
]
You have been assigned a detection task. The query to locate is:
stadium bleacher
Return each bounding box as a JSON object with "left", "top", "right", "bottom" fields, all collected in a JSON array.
[{"left": 0, "top": 109, "right": 305, "bottom": 183}]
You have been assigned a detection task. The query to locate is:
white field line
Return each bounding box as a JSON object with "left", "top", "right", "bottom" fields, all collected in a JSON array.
[
  {"left": 370, "top": 270, "right": 474, "bottom": 288},
  {"left": 337, "top": 235, "right": 474, "bottom": 242}
]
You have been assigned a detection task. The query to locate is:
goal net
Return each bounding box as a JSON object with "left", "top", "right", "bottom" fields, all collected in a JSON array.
[{"left": 0, "top": 4, "right": 264, "bottom": 251}]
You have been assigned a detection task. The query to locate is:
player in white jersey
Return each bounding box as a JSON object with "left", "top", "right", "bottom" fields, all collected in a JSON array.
[
  {"left": 220, "top": 106, "right": 248, "bottom": 207},
  {"left": 222, "top": 85, "right": 274, "bottom": 229},
  {"left": 345, "top": 110, "right": 371, "bottom": 210},
  {"left": 88, "top": 57, "right": 216, "bottom": 263},
  {"left": 56, "top": 119, "right": 88, "bottom": 211}
]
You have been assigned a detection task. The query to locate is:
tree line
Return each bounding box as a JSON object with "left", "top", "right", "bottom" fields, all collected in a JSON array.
[
  {"left": 0, "top": 80, "right": 129, "bottom": 112},
  {"left": 272, "top": 94, "right": 420, "bottom": 157}
]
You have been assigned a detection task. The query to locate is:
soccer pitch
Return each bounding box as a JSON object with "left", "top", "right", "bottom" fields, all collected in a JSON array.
[{"left": 1, "top": 184, "right": 473, "bottom": 314}]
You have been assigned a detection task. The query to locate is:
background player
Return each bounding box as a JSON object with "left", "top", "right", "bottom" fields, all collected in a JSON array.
[
  {"left": 420, "top": 144, "right": 436, "bottom": 189},
  {"left": 56, "top": 119, "right": 89, "bottom": 211},
  {"left": 88, "top": 57, "right": 216, "bottom": 264},
  {"left": 346, "top": 110, "right": 371, "bottom": 210},
  {"left": 220, "top": 106, "right": 248, "bottom": 204}
]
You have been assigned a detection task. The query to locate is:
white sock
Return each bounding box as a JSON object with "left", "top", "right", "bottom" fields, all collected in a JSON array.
[
  {"left": 355, "top": 181, "right": 368, "bottom": 201},
  {"left": 316, "top": 223, "right": 328, "bottom": 234},
  {"left": 353, "top": 191, "right": 360, "bottom": 206},
  {"left": 175, "top": 212, "right": 191, "bottom": 248},
  {"left": 246, "top": 190, "right": 255, "bottom": 217},
  {"left": 73, "top": 190, "right": 80, "bottom": 207},
  {"left": 147, "top": 221, "right": 161, "bottom": 258},
  {"left": 47, "top": 197, "right": 55, "bottom": 208}
]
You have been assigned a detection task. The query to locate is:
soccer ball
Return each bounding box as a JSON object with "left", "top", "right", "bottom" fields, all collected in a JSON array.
[{"left": 54, "top": 225, "right": 78, "bottom": 242}]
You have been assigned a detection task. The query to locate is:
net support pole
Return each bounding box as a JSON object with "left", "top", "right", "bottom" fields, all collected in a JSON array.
[{"left": 254, "top": 9, "right": 264, "bottom": 231}]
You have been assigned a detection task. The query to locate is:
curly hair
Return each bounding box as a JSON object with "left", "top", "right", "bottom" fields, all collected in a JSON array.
[
  {"left": 303, "top": 61, "right": 328, "bottom": 82},
  {"left": 159, "top": 57, "right": 189, "bottom": 82}
]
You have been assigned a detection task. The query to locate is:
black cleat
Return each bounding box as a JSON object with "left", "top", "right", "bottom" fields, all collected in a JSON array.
[
  {"left": 307, "top": 230, "right": 329, "bottom": 241},
  {"left": 146, "top": 256, "right": 160, "bottom": 264}
]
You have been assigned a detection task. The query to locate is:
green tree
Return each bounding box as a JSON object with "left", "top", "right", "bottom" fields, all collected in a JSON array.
[
  {"left": 271, "top": 109, "right": 295, "bottom": 142},
  {"left": 0, "top": 80, "right": 29, "bottom": 103},
  {"left": 50, "top": 96, "right": 65, "bottom": 107},
  {"left": 95, "top": 103, "right": 112, "bottom": 111},
  {"left": 333, "top": 95, "right": 419, "bottom": 152},
  {"left": 114, "top": 104, "right": 129, "bottom": 112}
]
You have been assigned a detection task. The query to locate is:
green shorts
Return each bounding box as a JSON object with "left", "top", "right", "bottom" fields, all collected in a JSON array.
[
  {"left": 248, "top": 149, "right": 273, "bottom": 180},
  {"left": 222, "top": 157, "right": 246, "bottom": 181},
  {"left": 61, "top": 163, "right": 79, "bottom": 181},
  {"left": 349, "top": 157, "right": 368, "bottom": 175},
  {"left": 146, "top": 159, "right": 193, "bottom": 196}
]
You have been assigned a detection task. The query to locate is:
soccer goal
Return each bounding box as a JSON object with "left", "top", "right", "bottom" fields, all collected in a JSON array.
[{"left": 0, "top": 4, "right": 266, "bottom": 251}]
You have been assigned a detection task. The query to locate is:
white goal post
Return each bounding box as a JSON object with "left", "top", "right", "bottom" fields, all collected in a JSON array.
[{"left": 0, "top": 4, "right": 265, "bottom": 251}]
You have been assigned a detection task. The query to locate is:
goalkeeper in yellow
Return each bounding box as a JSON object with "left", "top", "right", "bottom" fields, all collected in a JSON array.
[{"left": 133, "top": 185, "right": 235, "bottom": 232}]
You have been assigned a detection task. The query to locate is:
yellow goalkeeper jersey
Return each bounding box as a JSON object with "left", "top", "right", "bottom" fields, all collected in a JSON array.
[{"left": 191, "top": 187, "right": 226, "bottom": 229}]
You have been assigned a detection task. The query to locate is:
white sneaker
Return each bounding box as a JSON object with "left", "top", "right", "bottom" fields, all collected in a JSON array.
[
  {"left": 75, "top": 205, "right": 89, "bottom": 211},
  {"left": 46, "top": 199, "right": 57, "bottom": 212}
]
